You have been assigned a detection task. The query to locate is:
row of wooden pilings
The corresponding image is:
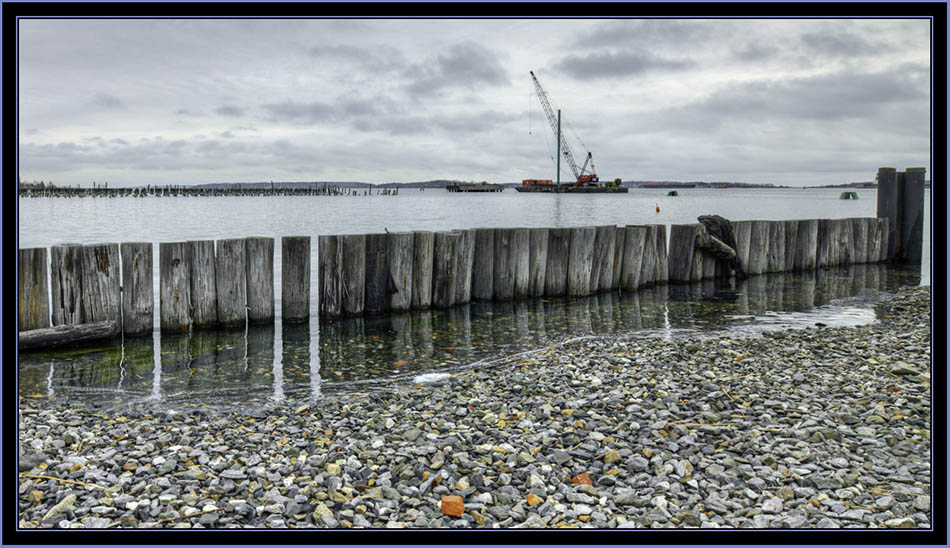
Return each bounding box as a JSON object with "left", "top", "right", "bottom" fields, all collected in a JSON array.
[
  {"left": 14, "top": 213, "right": 909, "bottom": 339},
  {"left": 17, "top": 237, "right": 311, "bottom": 336},
  {"left": 317, "top": 225, "right": 669, "bottom": 319}
]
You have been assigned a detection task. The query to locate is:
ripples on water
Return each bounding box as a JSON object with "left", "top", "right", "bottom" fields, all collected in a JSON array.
[{"left": 17, "top": 265, "right": 922, "bottom": 408}]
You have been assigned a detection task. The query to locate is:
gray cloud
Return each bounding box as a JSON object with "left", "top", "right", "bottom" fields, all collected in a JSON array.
[
  {"left": 734, "top": 42, "right": 780, "bottom": 62},
  {"left": 215, "top": 105, "right": 244, "bottom": 117},
  {"left": 577, "top": 20, "right": 715, "bottom": 49},
  {"left": 801, "top": 30, "right": 884, "bottom": 57},
  {"left": 404, "top": 43, "right": 509, "bottom": 97},
  {"left": 93, "top": 93, "right": 123, "bottom": 108},
  {"left": 555, "top": 50, "right": 694, "bottom": 80}
]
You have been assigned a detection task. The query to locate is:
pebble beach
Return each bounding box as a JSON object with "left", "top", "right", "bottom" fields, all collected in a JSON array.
[{"left": 17, "top": 285, "right": 931, "bottom": 530}]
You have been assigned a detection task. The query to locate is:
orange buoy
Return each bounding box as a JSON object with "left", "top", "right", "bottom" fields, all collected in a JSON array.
[{"left": 656, "top": 203, "right": 660, "bottom": 213}]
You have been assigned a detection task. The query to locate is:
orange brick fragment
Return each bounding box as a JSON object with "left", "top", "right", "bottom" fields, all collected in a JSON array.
[
  {"left": 571, "top": 472, "right": 593, "bottom": 486},
  {"left": 526, "top": 493, "right": 543, "bottom": 506},
  {"left": 441, "top": 495, "right": 465, "bottom": 517}
]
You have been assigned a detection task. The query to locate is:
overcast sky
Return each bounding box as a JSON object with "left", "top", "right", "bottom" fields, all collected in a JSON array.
[{"left": 18, "top": 18, "right": 931, "bottom": 187}]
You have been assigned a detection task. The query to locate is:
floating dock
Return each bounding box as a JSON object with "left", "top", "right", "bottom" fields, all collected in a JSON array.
[{"left": 446, "top": 183, "right": 504, "bottom": 192}]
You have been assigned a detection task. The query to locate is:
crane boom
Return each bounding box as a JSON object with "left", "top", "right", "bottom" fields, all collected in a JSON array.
[{"left": 530, "top": 71, "right": 597, "bottom": 183}]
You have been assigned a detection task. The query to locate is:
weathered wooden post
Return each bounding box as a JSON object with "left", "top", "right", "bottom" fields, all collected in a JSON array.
[
  {"left": 850, "top": 219, "right": 868, "bottom": 264},
  {"left": 611, "top": 226, "right": 626, "bottom": 291},
  {"left": 511, "top": 228, "right": 530, "bottom": 300},
  {"left": 544, "top": 228, "right": 571, "bottom": 297},
  {"left": 863, "top": 218, "right": 879, "bottom": 264},
  {"left": 281, "top": 236, "right": 310, "bottom": 322},
  {"left": 455, "top": 229, "right": 475, "bottom": 305},
  {"left": 432, "top": 231, "right": 459, "bottom": 309},
  {"left": 901, "top": 167, "right": 925, "bottom": 263},
  {"left": 596, "top": 225, "right": 618, "bottom": 293},
  {"left": 746, "top": 221, "right": 769, "bottom": 275},
  {"left": 471, "top": 228, "right": 495, "bottom": 302},
  {"left": 567, "top": 226, "right": 596, "bottom": 297},
  {"left": 528, "top": 228, "right": 549, "bottom": 297},
  {"left": 835, "top": 219, "right": 853, "bottom": 267},
  {"left": 159, "top": 242, "right": 191, "bottom": 332},
  {"left": 691, "top": 236, "right": 705, "bottom": 282},
  {"left": 876, "top": 167, "right": 899, "bottom": 261},
  {"left": 794, "top": 220, "right": 818, "bottom": 272},
  {"left": 668, "top": 224, "right": 699, "bottom": 283},
  {"left": 318, "top": 235, "right": 343, "bottom": 319},
  {"left": 638, "top": 225, "right": 658, "bottom": 287},
  {"left": 341, "top": 234, "right": 366, "bottom": 317},
  {"left": 388, "top": 232, "right": 414, "bottom": 312},
  {"left": 816, "top": 219, "right": 836, "bottom": 268},
  {"left": 18, "top": 248, "right": 50, "bottom": 331},
  {"left": 620, "top": 225, "right": 646, "bottom": 291},
  {"left": 766, "top": 221, "right": 786, "bottom": 273},
  {"left": 120, "top": 242, "right": 153, "bottom": 336},
  {"left": 653, "top": 224, "right": 668, "bottom": 284},
  {"left": 493, "top": 228, "right": 514, "bottom": 301},
  {"left": 364, "top": 233, "right": 390, "bottom": 315},
  {"left": 733, "top": 220, "right": 752, "bottom": 273},
  {"left": 411, "top": 231, "right": 434, "bottom": 310},
  {"left": 50, "top": 244, "right": 84, "bottom": 326},
  {"left": 188, "top": 240, "right": 217, "bottom": 328},
  {"left": 876, "top": 217, "right": 890, "bottom": 263},
  {"left": 246, "top": 237, "right": 275, "bottom": 323},
  {"left": 215, "top": 238, "right": 247, "bottom": 327},
  {"left": 783, "top": 220, "right": 799, "bottom": 272},
  {"left": 81, "top": 243, "right": 121, "bottom": 325},
  {"left": 589, "top": 226, "right": 608, "bottom": 293}
]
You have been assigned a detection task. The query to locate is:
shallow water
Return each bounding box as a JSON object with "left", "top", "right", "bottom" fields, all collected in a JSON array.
[{"left": 17, "top": 264, "right": 922, "bottom": 408}]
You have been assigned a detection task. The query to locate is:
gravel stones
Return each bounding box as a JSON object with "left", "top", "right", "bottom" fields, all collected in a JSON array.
[{"left": 17, "top": 286, "right": 931, "bottom": 529}]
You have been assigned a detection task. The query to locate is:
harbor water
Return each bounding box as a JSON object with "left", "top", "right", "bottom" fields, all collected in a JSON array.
[{"left": 16, "top": 187, "right": 931, "bottom": 407}]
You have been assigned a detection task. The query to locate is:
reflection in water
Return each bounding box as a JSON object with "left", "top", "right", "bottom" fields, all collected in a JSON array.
[{"left": 17, "top": 264, "right": 922, "bottom": 407}]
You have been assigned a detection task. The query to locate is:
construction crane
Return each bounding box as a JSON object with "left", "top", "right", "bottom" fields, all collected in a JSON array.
[{"left": 530, "top": 70, "right": 599, "bottom": 185}]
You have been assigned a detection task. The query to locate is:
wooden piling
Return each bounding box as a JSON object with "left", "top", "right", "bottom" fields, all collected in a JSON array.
[
  {"left": 668, "top": 224, "right": 699, "bottom": 283},
  {"left": 80, "top": 243, "right": 121, "bottom": 324},
  {"left": 653, "top": 225, "right": 668, "bottom": 284},
  {"left": 877, "top": 217, "right": 890, "bottom": 263},
  {"left": 876, "top": 167, "right": 899, "bottom": 261},
  {"left": 493, "top": 228, "right": 514, "bottom": 301},
  {"left": 544, "top": 228, "right": 571, "bottom": 297},
  {"left": 589, "top": 226, "right": 608, "bottom": 293},
  {"left": 794, "top": 220, "right": 818, "bottom": 272},
  {"left": 620, "top": 226, "right": 646, "bottom": 291},
  {"left": 567, "top": 226, "right": 596, "bottom": 297},
  {"left": 746, "top": 221, "right": 770, "bottom": 275},
  {"left": 411, "top": 231, "right": 434, "bottom": 310},
  {"left": 281, "top": 236, "right": 310, "bottom": 322},
  {"left": 835, "top": 219, "right": 853, "bottom": 267},
  {"left": 528, "top": 228, "right": 549, "bottom": 297},
  {"left": 611, "top": 226, "right": 626, "bottom": 291},
  {"left": 120, "top": 242, "right": 153, "bottom": 336},
  {"left": 471, "top": 228, "right": 495, "bottom": 302},
  {"left": 432, "top": 231, "right": 459, "bottom": 309},
  {"left": 816, "top": 219, "right": 836, "bottom": 268},
  {"left": 733, "top": 220, "right": 752, "bottom": 273},
  {"left": 364, "top": 233, "right": 390, "bottom": 315},
  {"left": 597, "top": 225, "right": 618, "bottom": 293},
  {"left": 245, "top": 237, "right": 275, "bottom": 323},
  {"left": 901, "top": 168, "right": 925, "bottom": 263},
  {"left": 50, "top": 244, "right": 84, "bottom": 326},
  {"left": 455, "top": 229, "right": 475, "bottom": 304},
  {"left": 159, "top": 242, "right": 191, "bottom": 332},
  {"left": 691, "top": 240, "right": 705, "bottom": 282},
  {"left": 341, "top": 234, "right": 366, "bottom": 317},
  {"left": 18, "top": 248, "right": 50, "bottom": 332},
  {"left": 388, "top": 232, "right": 414, "bottom": 312},
  {"left": 318, "top": 235, "right": 343, "bottom": 319},
  {"left": 188, "top": 240, "right": 217, "bottom": 329},
  {"left": 766, "top": 221, "right": 786, "bottom": 273},
  {"left": 783, "top": 220, "right": 798, "bottom": 272},
  {"left": 638, "top": 225, "right": 658, "bottom": 287},
  {"left": 215, "top": 238, "right": 247, "bottom": 327},
  {"left": 511, "top": 228, "right": 530, "bottom": 299},
  {"left": 850, "top": 219, "right": 868, "bottom": 264}
]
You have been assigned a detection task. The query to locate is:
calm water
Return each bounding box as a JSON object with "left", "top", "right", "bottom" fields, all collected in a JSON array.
[{"left": 17, "top": 188, "right": 931, "bottom": 407}]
